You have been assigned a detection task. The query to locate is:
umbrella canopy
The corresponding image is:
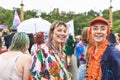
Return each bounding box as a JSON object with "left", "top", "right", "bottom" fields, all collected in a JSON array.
[
  {"left": 17, "top": 17, "right": 51, "bottom": 34},
  {"left": 0, "top": 25, "right": 8, "bottom": 29}
]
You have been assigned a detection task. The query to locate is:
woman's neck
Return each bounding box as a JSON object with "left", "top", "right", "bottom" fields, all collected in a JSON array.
[
  {"left": 52, "top": 40, "right": 59, "bottom": 50},
  {"left": 94, "top": 39, "right": 107, "bottom": 53}
]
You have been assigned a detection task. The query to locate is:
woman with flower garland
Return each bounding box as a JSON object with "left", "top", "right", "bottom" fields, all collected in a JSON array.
[
  {"left": 30, "top": 20, "right": 72, "bottom": 80},
  {"left": 86, "top": 17, "right": 120, "bottom": 80}
]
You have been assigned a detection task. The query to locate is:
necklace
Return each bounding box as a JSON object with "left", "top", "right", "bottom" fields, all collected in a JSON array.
[
  {"left": 49, "top": 42, "right": 62, "bottom": 54},
  {"left": 48, "top": 42, "right": 65, "bottom": 67}
]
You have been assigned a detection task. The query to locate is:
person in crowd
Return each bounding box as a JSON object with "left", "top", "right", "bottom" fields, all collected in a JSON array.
[
  {"left": 75, "top": 27, "right": 89, "bottom": 80},
  {"left": 0, "top": 37, "right": 2, "bottom": 54},
  {"left": 74, "top": 35, "right": 82, "bottom": 67},
  {"left": 86, "top": 16, "right": 120, "bottom": 80},
  {"left": 2, "top": 29, "right": 9, "bottom": 37},
  {"left": 0, "top": 32, "right": 32, "bottom": 80},
  {"left": 27, "top": 33, "right": 34, "bottom": 54},
  {"left": 75, "top": 27, "right": 89, "bottom": 68},
  {"left": 115, "top": 33, "right": 120, "bottom": 51},
  {"left": 31, "top": 32, "right": 44, "bottom": 56},
  {"left": 108, "top": 21, "right": 117, "bottom": 45},
  {"left": 74, "top": 35, "right": 81, "bottom": 47},
  {"left": 75, "top": 35, "right": 81, "bottom": 44},
  {"left": 30, "top": 20, "right": 72, "bottom": 80},
  {"left": 0, "top": 29, "right": 9, "bottom": 53},
  {"left": 0, "top": 37, "right": 8, "bottom": 53},
  {"left": 4, "top": 27, "right": 17, "bottom": 49},
  {"left": 65, "top": 34, "right": 75, "bottom": 67}
]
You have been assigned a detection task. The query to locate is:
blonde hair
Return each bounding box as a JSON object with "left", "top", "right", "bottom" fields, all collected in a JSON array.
[
  {"left": 81, "top": 27, "right": 89, "bottom": 44},
  {"left": 49, "top": 20, "right": 67, "bottom": 41}
]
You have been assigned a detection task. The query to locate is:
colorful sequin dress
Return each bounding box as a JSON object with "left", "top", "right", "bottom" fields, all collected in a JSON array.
[{"left": 30, "top": 43, "right": 66, "bottom": 80}]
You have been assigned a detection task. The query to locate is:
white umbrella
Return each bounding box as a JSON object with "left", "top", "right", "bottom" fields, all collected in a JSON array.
[{"left": 17, "top": 17, "right": 51, "bottom": 34}]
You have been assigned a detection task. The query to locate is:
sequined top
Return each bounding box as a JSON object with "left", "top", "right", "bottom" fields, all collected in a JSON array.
[{"left": 30, "top": 43, "right": 66, "bottom": 80}]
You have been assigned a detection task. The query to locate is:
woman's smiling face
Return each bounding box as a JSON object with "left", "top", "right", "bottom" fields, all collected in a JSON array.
[
  {"left": 52, "top": 25, "right": 67, "bottom": 44},
  {"left": 91, "top": 23, "right": 108, "bottom": 43}
]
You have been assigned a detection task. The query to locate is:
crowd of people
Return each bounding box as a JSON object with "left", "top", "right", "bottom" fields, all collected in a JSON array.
[{"left": 0, "top": 16, "right": 120, "bottom": 80}]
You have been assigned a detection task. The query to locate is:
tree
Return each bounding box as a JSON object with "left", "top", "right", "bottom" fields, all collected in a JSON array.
[
  {"left": 113, "top": 10, "right": 120, "bottom": 21},
  {"left": 102, "top": 9, "right": 109, "bottom": 19},
  {"left": 112, "top": 20, "right": 120, "bottom": 33},
  {"left": 0, "top": 7, "right": 14, "bottom": 29},
  {"left": 24, "top": 10, "right": 37, "bottom": 19},
  {"left": 0, "top": 6, "right": 120, "bottom": 34}
]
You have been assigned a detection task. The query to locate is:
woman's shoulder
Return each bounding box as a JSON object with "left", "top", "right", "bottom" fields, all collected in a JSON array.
[
  {"left": 19, "top": 54, "right": 32, "bottom": 62},
  {"left": 18, "top": 54, "right": 32, "bottom": 70},
  {"left": 104, "top": 44, "right": 120, "bottom": 68},
  {"left": 22, "top": 53, "right": 31, "bottom": 58},
  {"left": 106, "top": 44, "right": 120, "bottom": 59}
]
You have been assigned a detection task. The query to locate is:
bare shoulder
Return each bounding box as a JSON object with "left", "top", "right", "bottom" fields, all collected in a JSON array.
[{"left": 20, "top": 54, "right": 32, "bottom": 63}]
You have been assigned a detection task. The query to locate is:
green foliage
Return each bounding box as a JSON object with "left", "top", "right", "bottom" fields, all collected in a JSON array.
[
  {"left": 0, "top": 7, "right": 120, "bottom": 35},
  {"left": 112, "top": 20, "right": 120, "bottom": 33},
  {"left": 102, "top": 9, "right": 109, "bottom": 19},
  {"left": 24, "top": 10, "right": 37, "bottom": 19},
  {"left": 113, "top": 10, "right": 120, "bottom": 21},
  {"left": 0, "top": 7, "right": 14, "bottom": 29}
]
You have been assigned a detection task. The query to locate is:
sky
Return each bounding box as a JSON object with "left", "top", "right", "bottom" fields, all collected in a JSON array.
[{"left": 0, "top": 0, "right": 120, "bottom": 14}]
